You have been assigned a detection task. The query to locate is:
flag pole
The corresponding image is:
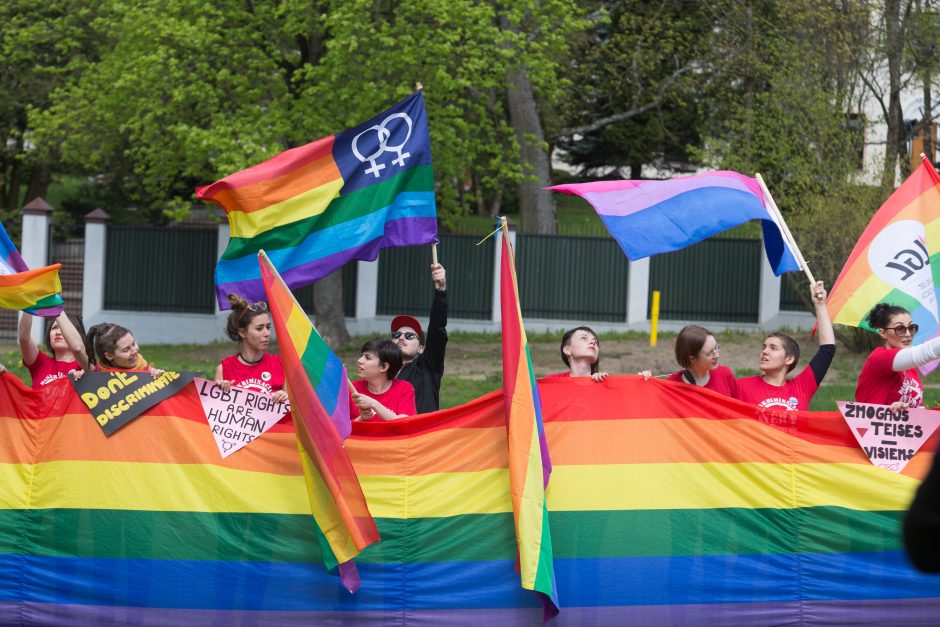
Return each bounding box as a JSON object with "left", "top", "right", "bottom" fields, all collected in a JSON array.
[
  {"left": 431, "top": 243, "right": 438, "bottom": 265},
  {"left": 755, "top": 173, "right": 818, "bottom": 291}
]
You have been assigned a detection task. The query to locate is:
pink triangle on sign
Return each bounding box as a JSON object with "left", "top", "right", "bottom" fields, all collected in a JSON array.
[{"left": 856, "top": 427, "right": 868, "bottom": 438}]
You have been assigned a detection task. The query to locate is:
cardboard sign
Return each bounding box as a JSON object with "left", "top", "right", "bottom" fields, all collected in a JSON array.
[
  {"left": 194, "top": 378, "right": 290, "bottom": 458},
  {"left": 837, "top": 401, "right": 940, "bottom": 473},
  {"left": 73, "top": 370, "right": 196, "bottom": 436}
]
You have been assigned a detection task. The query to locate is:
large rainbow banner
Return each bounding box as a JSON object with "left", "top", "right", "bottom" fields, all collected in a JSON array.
[
  {"left": 1, "top": 375, "right": 939, "bottom": 624},
  {"left": 829, "top": 156, "right": 940, "bottom": 345},
  {"left": 197, "top": 92, "right": 437, "bottom": 309}
]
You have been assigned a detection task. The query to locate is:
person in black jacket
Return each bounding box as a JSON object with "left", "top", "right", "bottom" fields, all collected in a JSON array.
[
  {"left": 391, "top": 263, "right": 447, "bottom": 414},
  {"left": 904, "top": 451, "right": 940, "bottom": 572}
]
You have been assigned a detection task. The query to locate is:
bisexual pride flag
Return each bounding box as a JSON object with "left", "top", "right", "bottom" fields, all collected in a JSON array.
[
  {"left": 0, "top": 221, "right": 62, "bottom": 317},
  {"left": 550, "top": 171, "right": 800, "bottom": 275},
  {"left": 199, "top": 92, "right": 437, "bottom": 308}
]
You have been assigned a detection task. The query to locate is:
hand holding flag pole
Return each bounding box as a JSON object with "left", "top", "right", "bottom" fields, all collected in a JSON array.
[{"left": 755, "top": 173, "right": 821, "bottom": 300}]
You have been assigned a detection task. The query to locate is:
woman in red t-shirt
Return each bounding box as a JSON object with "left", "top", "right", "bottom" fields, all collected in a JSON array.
[
  {"left": 215, "top": 294, "right": 287, "bottom": 403},
  {"left": 665, "top": 325, "right": 737, "bottom": 397},
  {"left": 83, "top": 322, "right": 163, "bottom": 376},
  {"left": 856, "top": 303, "right": 940, "bottom": 409},
  {"left": 349, "top": 338, "right": 416, "bottom": 421},
  {"left": 18, "top": 311, "right": 88, "bottom": 388},
  {"left": 544, "top": 326, "right": 609, "bottom": 382}
]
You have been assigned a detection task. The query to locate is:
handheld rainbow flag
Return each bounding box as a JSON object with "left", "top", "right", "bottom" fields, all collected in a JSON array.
[
  {"left": 828, "top": 156, "right": 940, "bottom": 363},
  {"left": 0, "top": 221, "right": 62, "bottom": 317},
  {"left": 259, "top": 250, "right": 378, "bottom": 593},
  {"left": 498, "top": 219, "right": 559, "bottom": 619},
  {"left": 549, "top": 171, "right": 800, "bottom": 275},
  {"left": 199, "top": 92, "right": 437, "bottom": 309}
]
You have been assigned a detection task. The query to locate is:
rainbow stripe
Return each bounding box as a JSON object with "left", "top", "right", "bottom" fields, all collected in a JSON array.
[
  {"left": 829, "top": 157, "right": 940, "bottom": 348},
  {"left": 259, "top": 251, "right": 378, "bottom": 592},
  {"left": 198, "top": 92, "right": 437, "bottom": 309},
  {"left": 0, "top": 221, "right": 62, "bottom": 316},
  {"left": 2, "top": 373, "right": 939, "bottom": 624},
  {"left": 550, "top": 172, "right": 800, "bottom": 275},
  {"left": 499, "top": 229, "right": 558, "bottom": 617}
]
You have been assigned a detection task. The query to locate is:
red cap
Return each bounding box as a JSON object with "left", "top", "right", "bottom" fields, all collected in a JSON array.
[{"left": 391, "top": 315, "right": 424, "bottom": 343}]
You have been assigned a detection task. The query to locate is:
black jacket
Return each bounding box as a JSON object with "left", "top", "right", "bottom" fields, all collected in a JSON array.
[{"left": 397, "top": 289, "right": 447, "bottom": 414}]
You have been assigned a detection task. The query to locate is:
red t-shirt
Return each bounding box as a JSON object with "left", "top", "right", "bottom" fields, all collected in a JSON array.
[
  {"left": 736, "top": 366, "right": 818, "bottom": 411},
  {"left": 349, "top": 379, "right": 416, "bottom": 419},
  {"left": 543, "top": 372, "right": 571, "bottom": 379},
  {"left": 668, "top": 365, "right": 737, "bottom": 398},
  {"left": 26, "top": 352, "right": 80, "bottom": 389},
  {"left": 220, "top": 353, "right": 285, "bottom": 394},
  {"left": 856, "top": 347, "right": 925, "bottom": 408}
]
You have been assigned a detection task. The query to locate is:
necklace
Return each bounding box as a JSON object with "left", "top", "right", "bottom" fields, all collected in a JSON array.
[{"left": 239, "top": 352, "right": 264, "bottom": 366}]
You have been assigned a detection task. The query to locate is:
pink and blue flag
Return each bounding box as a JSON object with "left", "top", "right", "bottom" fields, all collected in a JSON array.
[{"left": 550, "top": 171, "right": 800, "bottom": 275}]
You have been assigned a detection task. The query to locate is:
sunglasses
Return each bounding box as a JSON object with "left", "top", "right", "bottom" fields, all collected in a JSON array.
[
  {"left": 247, "top": 301, "right": 268, "bottom": 312},
  {"left": 884, "top": 324, "right": 918, "bottom": 337},
  {"left": 392, "top": 331, "right": 419, "bottom": 341}
]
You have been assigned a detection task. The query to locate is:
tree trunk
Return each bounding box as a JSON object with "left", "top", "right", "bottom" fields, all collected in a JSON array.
[
  {"left": 882, "top": 0, "right": 904, "bottom": 188},
  {"left": 313, "top": 269, "right": 351, "bottom": 349},
  {"left": 924, "top": 72, "right": 933, "bottom": 162},
  {"left": 505, "top": 65, "right": 556, "bottom": 234},
  {"left": 25, "top": 162, "right": 51, "bottom": 205}
]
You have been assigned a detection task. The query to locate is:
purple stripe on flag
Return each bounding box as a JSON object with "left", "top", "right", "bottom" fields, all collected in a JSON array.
[
  {"left": 550, "top": 172, "right": 764, "bottom": 218},
  {"left": 6, "top": 599, "right": 939, "bottom": 626},
  {"left": 216, "top": 217, "right": 438, "bottom": 309}
]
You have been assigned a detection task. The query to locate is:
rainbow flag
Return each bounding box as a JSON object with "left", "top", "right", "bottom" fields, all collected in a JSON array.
[
  {"left": 2, "top": 376, "right": 939, "bottom": 624},
  {"left": 828, "top": 156, "right": 940, "bottom": 352},
  {"left": 198, "top": 92, "right": 437, "bottom": 309},
  {"left": 0, "top": 221, "right": 62, "bottom": 316},
  {"left": 550, "top": 172, "right": 800, "bottom": 274},
  {"left": 499, "top": 225, "right": 558, "bottom": 618},
  {"left": 259, "top": 250, "right": 378, "bottom": 592}
]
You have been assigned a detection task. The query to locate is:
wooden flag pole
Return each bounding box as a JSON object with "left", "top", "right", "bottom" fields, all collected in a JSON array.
[
  {"left": 431, "top": 243, "right": 438, "bottom": 266},
  {"left": 755, "top": 173, "right": 818, "bottom": 291}
]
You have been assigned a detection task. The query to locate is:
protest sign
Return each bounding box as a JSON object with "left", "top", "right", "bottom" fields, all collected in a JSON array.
[
  {"left": 193, "top": 378, "right": 291, "bottom": 458},
  {"left": 73, "top": 370, "right": 196, "bottom": 436},
  {"left": 837, "top": 401, "right": 940, "bottom": 473}
]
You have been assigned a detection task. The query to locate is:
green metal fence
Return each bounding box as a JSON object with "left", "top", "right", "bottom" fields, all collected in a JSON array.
[
  {"left": 649, "top": 238, "right": 761, "bottom": 323},
  {"left": 779, "top": 272, "right": 808, "bottom": 312},
  {"left": 377, "top": 235, "right": 494, "bottom": 319},
  {"left": 515, "top": 234, "right": 629, "bottom": 321},
  {"left": 104, "top": 225, "right": 217, "bottom": 313},
  {"left": 294, "top": 268, "right": 357, "bottom": 317}
]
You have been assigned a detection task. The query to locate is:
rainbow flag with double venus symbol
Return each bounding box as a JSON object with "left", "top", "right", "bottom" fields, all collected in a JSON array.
[
  {"left": 259, "top": 250, "right": 378, "bottom": 593},
  {"left": 199, "top": 92, "right": 437, "bottom": 309},
  {"left": 828, "top": 155, "right": 940, "bottom": 369},
  {"left": 499, "top": 220, "right": 559, "bottom": 619},
  {"left": 0, "top": 221, "right": 62, "bottom": 317}
]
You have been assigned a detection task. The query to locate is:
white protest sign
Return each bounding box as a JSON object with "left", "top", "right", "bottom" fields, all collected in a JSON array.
[
  {"left": 837, "top": 401, "right": 940, "bottom": 473},
  {"left": 194, "top": 378, "right": 291, "bottom": 458}
]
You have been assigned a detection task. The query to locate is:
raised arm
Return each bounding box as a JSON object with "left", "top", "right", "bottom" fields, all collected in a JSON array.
[
  {"left": 57, "top": 312, "right": 90, "bottom": 371},
  {"left": 17, "top": 313, "right": 39, "bottom": 366},
  {"left": 812, "top": 281, "right": 835, "bottom": 346}
]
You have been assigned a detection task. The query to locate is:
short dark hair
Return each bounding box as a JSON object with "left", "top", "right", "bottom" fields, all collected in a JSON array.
[
  {"left": 768, "top": 332, "right": 800, "bottom": 373},
  {"left": 225, "top": 294, "right": 269, "bottom": 342},
  {"left": 43, "top": 313, "right": 86, "bottom": 355},
  {"left": 560, "top": 326, "right": 600, "bottom": 374},
  {"left": 675, "top": 325, "right": 713, "bottom": 369},
  {"left": 361, "top": 338, "right": 404, "bottom": 380},
  {"left": 866, "top": 303, "right": 910, "bottom": 330}
]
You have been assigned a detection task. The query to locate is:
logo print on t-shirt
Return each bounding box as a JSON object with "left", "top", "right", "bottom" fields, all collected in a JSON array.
[
  {"left": 758, "top": 396, "right": 799, "bottom": 411},
  {"left": 261, "top": 371, "right": 271, "bottom": 382},
  {"left": 899, "top": 375, "right": 925, "bottom": 408}
]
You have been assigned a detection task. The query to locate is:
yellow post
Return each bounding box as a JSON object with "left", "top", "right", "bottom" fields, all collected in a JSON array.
[{"left": 650, "top": 290, "right": 661, "bottom": 347}]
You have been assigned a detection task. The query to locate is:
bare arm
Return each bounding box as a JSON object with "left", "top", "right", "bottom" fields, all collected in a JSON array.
[
  {"left": 812, "top": 281, "right": 835, "bottom": 346},
  {"left": 57, "top": 313, "right": 90, "bottom": 371},
  {"left": 17, "top": 314, "right": 39, "bottom": 367}
]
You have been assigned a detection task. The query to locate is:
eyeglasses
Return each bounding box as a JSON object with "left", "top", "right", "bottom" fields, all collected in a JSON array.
[
  {"left": 702, "top": 344, "right": 721, "bottom": 359},
  {"left": 884, "top": 324, "right": 918, "bottom": 337},
  {"left": 392, "top": 331, "right": 419, "bottom": 341}
]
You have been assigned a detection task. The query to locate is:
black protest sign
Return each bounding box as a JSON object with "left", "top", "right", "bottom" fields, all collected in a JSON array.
[{"left": 72, "top": 370, "right": 196, "bottom": 436}]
